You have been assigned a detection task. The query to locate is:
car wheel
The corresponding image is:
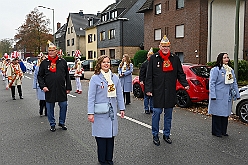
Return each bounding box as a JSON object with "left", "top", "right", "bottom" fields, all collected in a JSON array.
[
  {"left": 133, "top": 83, "right": 144, "bottom": 98},
  {"left": 176, "top": 89, "right": 191, "bottom": 108},
  {"left": 236, "top": 100, "right": 248, "bottom": 123}
]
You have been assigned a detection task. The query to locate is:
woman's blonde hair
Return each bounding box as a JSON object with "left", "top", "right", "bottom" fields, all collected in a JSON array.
[
  {"left": 119, "top": 54, "right": 131, "bottom": 69},
  {"left": 94, "top": 55, "right": 111, "bottom": 75},
  {"left": 37, "top": 55, "right": 47, "bottom": 66}
]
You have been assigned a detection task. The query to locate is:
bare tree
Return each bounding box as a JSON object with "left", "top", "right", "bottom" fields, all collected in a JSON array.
[{"left": 14, "top": 8, "right": 53, "bottom": 55}]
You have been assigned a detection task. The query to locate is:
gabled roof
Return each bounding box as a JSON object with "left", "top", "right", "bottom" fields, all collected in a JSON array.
[
  {"left": 137, "top": 0, "right": 153, "bottom": 13},
  {"left": 68, "top": 13, "right": 96, "bottom": 36}
]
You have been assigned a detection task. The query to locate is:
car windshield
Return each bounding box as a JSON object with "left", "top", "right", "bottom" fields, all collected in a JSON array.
[{"left": 190, "top": 66, "right": 211, "bottom": 78}]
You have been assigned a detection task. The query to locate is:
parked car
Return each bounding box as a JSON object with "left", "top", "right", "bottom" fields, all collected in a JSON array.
[
  {"left": 132, "top": 63, "right": 211, "bottom": 108},
  {"left": 82, "top": 60, "right": 95, "bottom": 71},
  {"left": 67, "top": 62, "right": 84, "bottom": 80},
  {"left": 232, "top": 85, "right": 248, "bottom": 123},
  {"left": 111, "top": 59, "right": 121, "bottom": 66}
]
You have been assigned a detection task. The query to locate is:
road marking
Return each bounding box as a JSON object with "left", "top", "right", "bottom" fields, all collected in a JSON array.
[
  {"left": 117, "top": 113, "right": 163, "bottom": 134},
  {"left": 24, "top": 75, "right": 32, "bottom": 79},
  {"left": 67, "top": 94, "right": 77, "bottom": 98}
]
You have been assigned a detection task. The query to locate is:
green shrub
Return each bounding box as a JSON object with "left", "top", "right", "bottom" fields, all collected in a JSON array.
[
  {"left": 133, "top": 50, "right": 148, "bottom": 67},
  {"left": 206, "top": 60, "right": 248, "bottom": 81}
]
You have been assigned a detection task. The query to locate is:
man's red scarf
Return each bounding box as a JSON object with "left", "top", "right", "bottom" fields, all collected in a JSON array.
[
  {"left": 159, "top": 50, "right": 173, "bottom": 72},
  {"left": 48, "top": 55, "right": 58, "bottom": 72}
]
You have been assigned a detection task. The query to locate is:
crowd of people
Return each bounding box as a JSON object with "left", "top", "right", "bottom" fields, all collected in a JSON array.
[{"left": 0, "top": 37, "right": 241, "bottom": 165}]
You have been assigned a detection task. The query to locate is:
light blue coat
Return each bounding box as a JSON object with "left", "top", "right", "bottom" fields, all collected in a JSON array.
[
  {"left": 33, "top": 66, "right": 45, "bottom": 100},
  {"left": 88, "top": 72, "right": 125, "bottom": 138},
  {"left": 118, "top": 63, "right": 133, "bottom": 92},
  {"left": 208, "top": 66, "right": 240, "bottom": 117}
]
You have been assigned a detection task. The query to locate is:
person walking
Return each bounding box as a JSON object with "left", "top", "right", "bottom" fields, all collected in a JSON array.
[
  {"left": 74, "top": 58, "right": 83, "bottom": 94},
  {"left": 88, "top": 55, "right": 125, "bottom": 165},
  {"left": 208, "top": 53, "right": 240, "bottom": 137},
  {"left": 38, "top": 41, "right": 72, "bottom": 132},
  {"left": 33, "top": 55, "right": 47, "bottom": 116},
  {"left": 118, "top": 54, "right": 133, "bottom": 105},
  {"left": 7, "top": 58, "right": 24, "bottom": 100},
  {"left": 145, "top": 35, "right": 189, "bottom": 146},
  {"left": 139, "top": 47, "right": 154, "bottom": 114}
]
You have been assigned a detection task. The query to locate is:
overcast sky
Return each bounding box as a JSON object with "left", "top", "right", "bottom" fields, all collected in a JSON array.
[{"left": 0, "top": 0, "right": 115, "bottom": 40}]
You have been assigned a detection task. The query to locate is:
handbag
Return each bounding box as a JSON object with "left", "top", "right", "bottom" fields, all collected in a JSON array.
[{"left": 94, "top": 103, "right": 110, "bottom": 114}]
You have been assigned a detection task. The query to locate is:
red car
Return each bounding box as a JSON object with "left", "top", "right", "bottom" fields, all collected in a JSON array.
[{"left": 132, "top": 63, "right": 211, "bottom": 108}]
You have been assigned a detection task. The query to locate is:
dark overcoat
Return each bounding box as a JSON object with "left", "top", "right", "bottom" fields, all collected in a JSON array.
[
  {"left": 37, "top": 58, "right": 72, "bottom": 103},
  {"left": 145, "top": 52, "right": 188, "bottom": 108}
]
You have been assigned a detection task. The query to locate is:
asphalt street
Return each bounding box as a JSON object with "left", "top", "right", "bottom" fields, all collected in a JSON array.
[{"left": 0, "top": 71, "right": 247, "bottom": 165}]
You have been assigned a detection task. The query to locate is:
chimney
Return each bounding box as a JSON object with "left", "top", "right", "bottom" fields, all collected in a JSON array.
[
  {"left": 79, "top": 10, "right": 84, "bottom": 16},
  {"left": 57, "top": 22, "right": 61, "bottom": 30},
  {"left": 97, "top": 11, "right": 101, "bottom": 18}
]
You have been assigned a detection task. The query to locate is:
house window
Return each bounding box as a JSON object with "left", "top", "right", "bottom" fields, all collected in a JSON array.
[
  {"left": 88, "top": 34, "right": 93, "bottom": 43},
  {"left": 88, "top": 51, "right": 93, "bottom": 59},
  {"left": 100, "top": 31, "right": 105, "bottom": 41},
  {"left": 89, "top": 19, "right": 93, "bottom": 26},
  {"left": 67, "top": 39, "right": 70, "bottom": 46},
  {"left": 94, "top": 34, "right": 96, "bottom": 41},
  {"left": 155, "top": 4, "right": 161, "bottom": 14},
  {"left": 177, "top": 0, "right": 184, "bottom": 9},
  {"left": 176, "top": 25, "right": 184, "bottom": 38},
  {"left": 101, "top": 14, "right": 107, "bottom": 21},
  {"left": 71, "top": 27, "right": 73, "bottom": 33},
  {"left": 109, "top": 49, "right": 115, "bottom": 59},
  {"left": 71, "top": 38, "right": 74, "bottom": 46},
  {"left": 72, "top": 51, "right": 74, "bottom": 56},
  {"left": 110, "top": 10, "right": 117, "bottom": 19},
  {"left": 154, "top": 29, "right": 162, "bottom": 40},
  {"left": 94, "top": 51, "right": 96, "bottom": 58},
  {"left": 100, "top": 50, "right": 105, "bottom": 55},
  {"left": 68, "top": 28, "right": 70, "bottom": 34},
  {"left": 109, "top": 29, "right": 115, "bottom": 39}
]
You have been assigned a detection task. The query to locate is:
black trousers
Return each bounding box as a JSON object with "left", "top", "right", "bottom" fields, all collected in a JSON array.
[
  {"left": 11, "top": 85, "right": 22, "bottom": 98},
  {"left": 95, "top": 137, "right": 114, "bottom": 165},
  {"left": 39, "top": 100, "right": 47, "bottom": 116},
  {"left": 212, "top": 115, "right": 228, "bottom": 136},
  {"left": 123, "top": 92, "right": 130, "bottom": 104}
]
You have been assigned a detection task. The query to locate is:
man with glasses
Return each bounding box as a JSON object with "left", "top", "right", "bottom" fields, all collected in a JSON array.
[
  {"left": 38, "top": 41, "right": 72, "bottom": 132},
  {"left": 145, "top": 35, "right": 189, "bottom": 146}
]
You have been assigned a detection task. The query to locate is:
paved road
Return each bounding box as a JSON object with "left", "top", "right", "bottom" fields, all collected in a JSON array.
[{"left": 0, "top": 72, "right": 247, "bottom": 165}]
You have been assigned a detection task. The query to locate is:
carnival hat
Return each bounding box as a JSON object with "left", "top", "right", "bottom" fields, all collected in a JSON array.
[{"left": 160, "top": 35, "right": 170, "bottom": 46}]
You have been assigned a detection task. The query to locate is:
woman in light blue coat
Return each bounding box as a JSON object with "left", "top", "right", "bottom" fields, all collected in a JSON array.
[
  {"left": 118, "top": 54, "right": 133, "bottom": 105},
  {"left": 208, "top": 53, "right": 240, "bottom": 137},
  {"left": 88, "top": 55, "right": 125, "bottom": 165},
  {"left": 33, "top": 55, "right": 47, "bottom": 116}
]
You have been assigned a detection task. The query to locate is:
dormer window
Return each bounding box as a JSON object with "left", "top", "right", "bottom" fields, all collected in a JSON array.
[
  {"left": 89, "top": 19, "right": 93, "bottom": 26},
  {"left": 101, "top": 14, "right": 107, "bottom": 21},
  {"left": 80, "top": 27, "right": 83, "bottom": 30}
]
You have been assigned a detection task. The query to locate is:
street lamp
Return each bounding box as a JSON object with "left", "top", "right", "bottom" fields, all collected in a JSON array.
[{"left": 38, "top": 6, "right": 55, "bottom": 44}]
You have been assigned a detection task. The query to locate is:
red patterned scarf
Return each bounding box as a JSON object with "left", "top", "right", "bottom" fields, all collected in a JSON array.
[
  {"left": 159, "top": 50, "right": 173, "bottom": 72},
  {"left": 48, "top": 55, "right": 59, "bottom": 72}
]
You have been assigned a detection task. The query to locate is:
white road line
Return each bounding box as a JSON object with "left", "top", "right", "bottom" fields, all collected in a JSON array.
[
  {"left": 67, "top": 94, "right": 77, "bottom": 98},
  {"left": 24, "top": 75, "right": 32, "bottom": 79},
  {"left": 117, "top": 113, "right": 163, "bottom": 134}
]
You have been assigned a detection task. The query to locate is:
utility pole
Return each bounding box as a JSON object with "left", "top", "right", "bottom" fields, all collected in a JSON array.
[{"left": 234, "top": 0, "right": 240, "bottom": 80}]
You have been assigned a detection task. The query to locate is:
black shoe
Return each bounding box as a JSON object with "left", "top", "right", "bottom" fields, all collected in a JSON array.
[
  {"left": 12, "top": 97, "right": 16, "bottom": 100},
  {"left": 20, "top": 96, "right": 23, "bottom": 99},
  {"left": 58, "top": 123, "right": 67, "bottom": 130},
  {"left": 153, "top": 136, "right": 160, "bottom": 146},
  {"left": 163, "top": 135, "right": 172, "bottom": 144},
  {"left": 145, "top": 110, "right": 150, "bottom": 114},
  {"left": 50, "top": 126, "right": 56, "bottom": 132},
  {"left": 222, "top": 134, "right": 229, "bottom": 136},
  {"left": 212, "top": 133, "right": 222, "bottom": 138}
]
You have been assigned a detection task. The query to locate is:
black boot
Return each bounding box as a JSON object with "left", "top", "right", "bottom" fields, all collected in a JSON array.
[{"left": 17, "top": 85, "right": 23, "bottom": 99}]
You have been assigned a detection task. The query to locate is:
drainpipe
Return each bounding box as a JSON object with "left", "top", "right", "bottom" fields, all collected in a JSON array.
[
  {"left": 234, "top": 0, "right": 240, "bottom": 80},
  {"left": 209, "top": 0, "right": 215, "bottom": 62}
]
